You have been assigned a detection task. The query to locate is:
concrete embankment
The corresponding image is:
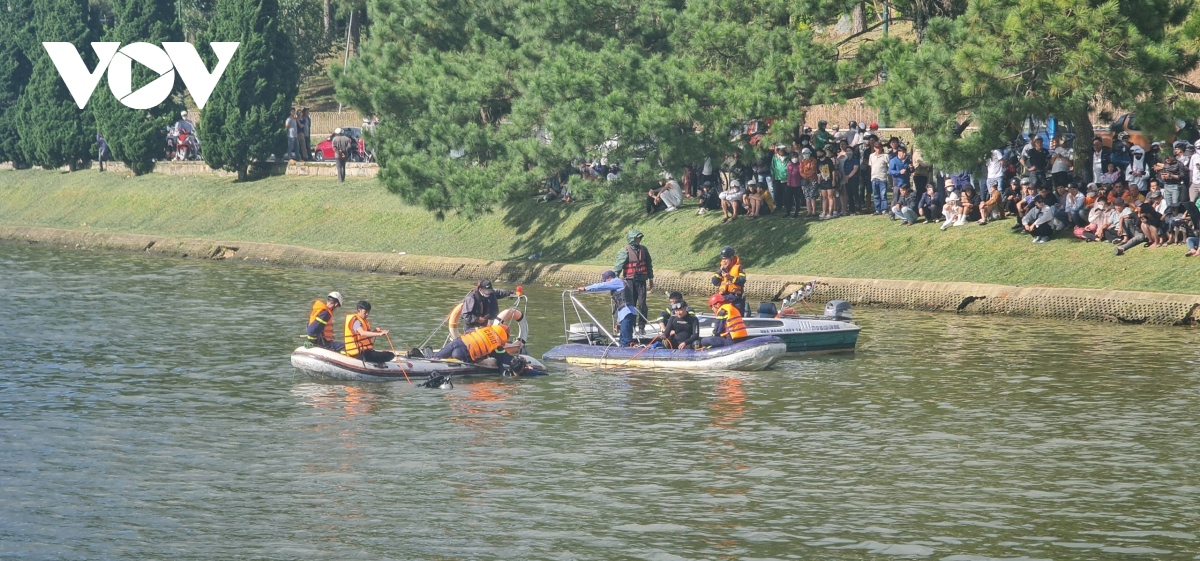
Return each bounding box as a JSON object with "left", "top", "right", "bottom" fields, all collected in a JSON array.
[{"left": 4, "top": 225, "right": 1197, "bottom": 326}]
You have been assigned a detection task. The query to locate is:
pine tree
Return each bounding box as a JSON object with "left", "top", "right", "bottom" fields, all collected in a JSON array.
[
  {"left": 92, "top": 0, "right": 184, "bottom": 175},
  {"left": 200, "top": 0, "right": 299, "bottom": 181},
  {"left": 15, "top": 0, "right": 97, "bottom": 170},
  {"left": 0, "top": 1, "right": 36, "bottom": 166}
]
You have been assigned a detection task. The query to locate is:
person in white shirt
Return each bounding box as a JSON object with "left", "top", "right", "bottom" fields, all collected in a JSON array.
[
  {"left": 867, "top": 143, "right": 891, "bottom": 214},
  {"left": 1189, "top": 141, "right": 1200, "bottom": 202},
  {"left": 985, "top": 149, "right": 1006, "bottom": 199},
  {"left": 1063, "top": 184, "right": 1087, "bottom": 225}
]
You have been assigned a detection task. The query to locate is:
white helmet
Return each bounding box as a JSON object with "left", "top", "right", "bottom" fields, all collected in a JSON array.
[
  {"left": 328, "top": 291, "right": 343, "bottom": 304},
  {"left": 180, "top": 110, "right": 188, "bottom": 118},
  {"left": 334, "top": 128, "right": 343, "bottom": 135}
]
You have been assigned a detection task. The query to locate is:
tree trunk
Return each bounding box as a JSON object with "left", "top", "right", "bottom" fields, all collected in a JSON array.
[
  {"left": 323, "top": 0, "right": 332, "bottom": 39},
  {"left": 237, "top": 166, "right": 247, "bottom": 182},
  {"left": 852, "top": 2, "right": 865, "bottom": 34},
  {"left": 349, "top": 7, "right": 363, "bottom": 56},
  {"left": 1071, "top": 110, "right": 1095, "bottom": 181}
]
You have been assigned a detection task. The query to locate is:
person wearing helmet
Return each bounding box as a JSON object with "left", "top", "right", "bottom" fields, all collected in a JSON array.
[
  {"left": 698, "top": 294, "right": 749, "bottom": 349},
  {"left": 331, "top": 127, "right": 353, "bottom": 182},
  {"left": 712, "top": 246, "right": 748, "bottom": 315},
  {"left": 614, "top": 229, "right": 654, "bottom": 333},
  {"left": 577, "top": 270, "right": 639, "bottom": 347},
  {"left": 813, "top": 120, "right": 833, "bottom": 152},
  {"left": 306, "top": 291, "right": 345, "bottom": 351},
  {"left": 654, "top": 301, "right": 700, "bottom": 350},
  {"left": 461, "top": 279, "right": 518, "bottom": 334}
]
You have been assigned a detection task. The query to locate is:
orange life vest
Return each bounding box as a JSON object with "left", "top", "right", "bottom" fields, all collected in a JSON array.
[
  {"left": 717, "top": 303, "right": 748, "bottom": 340},
  {"left": 460, "top": 324, "right": 509, "bottom": 361},
  {"left": 308, "top": 300, "right": 335, "bottom": 343},
  {"left": 343, "top": 314, "right": 374, "bottom": 357},
  {"left": 717, "top": 256, "right": 745, "bottom": 296}
]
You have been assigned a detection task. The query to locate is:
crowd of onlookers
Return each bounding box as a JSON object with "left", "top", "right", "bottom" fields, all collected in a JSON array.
[{"left": 619, "top": 120, "right": 1200, "bottom": 255}]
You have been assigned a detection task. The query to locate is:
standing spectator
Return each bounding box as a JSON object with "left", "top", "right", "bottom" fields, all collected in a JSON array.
[
  {"left": 331, "top": 128, "right": 353, "bottom": 182},
  {"left": 1089, "top": 137, "right": 1111, "bottom": 183},
  {"left": 887, "top": 147, "right": 913, "bottom": 214},
  {"left": 868, "top": 143, "right": 890, "bottom": 215},
  {"left": 815, "top": 148, "right": 837, "bottom": 219},
  {"left": 284, "top": 109, "right": 299, "bottom": 161},
  {"left": 1049, "top": 138, "right": 1074, "bottom": 189},
  {"left": 799, "top": 148, "right": 819, "bottom": 217},
  {"left": 1189, "top": 140, "right": 1200, "bottom": 201},
  {"left": 1021, "top": 136, "right": 1049, "bottom": 190},
  {"left": 1127, "top": 146, "right": 1149, "bottom": 192},
  {"left": 918, "top": 184, "right": 944, "bottom": 224},
  {"left": 298, "top": 108, "right": 311, "bottom": 161},
  {"left": 700, "top": 157, "right": 716, "bottom": 190},
  {"left": 771, "top": 145, "right": 788, "bottom": 203},
  {"left": 784, "top": 153, "right": 802, "bottom": 218},
  {"left": 614, "top": 229, "right": 653, "bottom": 335},
  {"left": 813, "top": 120, "right": 833, "bottom": 152},
  {"left": 1157, "top": 147, "right": 1185, "bottom": 208},
  {"left": 95, "top": 133, "right": 110, "bottom": 171},
  {"left": 911, "top": 147, "right": 931, "bottom": 193},
  {"left": 838, "top": 140, "right": 859, "bottom": 215},
  {"left": 682, "top": 165, "right": 698, "bottom": 198},
  {"left": 985, "top": 148, "right": 1006, "bottom": 200}
]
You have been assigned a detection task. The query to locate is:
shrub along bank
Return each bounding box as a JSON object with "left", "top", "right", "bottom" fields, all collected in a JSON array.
[{"left": 0, "top": 169, "right": 1197, "bottom": 295}]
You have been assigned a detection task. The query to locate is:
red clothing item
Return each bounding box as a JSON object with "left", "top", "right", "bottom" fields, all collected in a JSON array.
[
  {"left": 799, "top": 158, "right": 818, "bottom": 181},
  {"left": 786, "top": 161, "right": 802, "bottom": 187}
]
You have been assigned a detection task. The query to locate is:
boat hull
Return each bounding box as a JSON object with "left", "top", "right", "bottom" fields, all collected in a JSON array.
[
  {"left": 639, "top": 315, "right": 860, "bottom": 355},
  {"left": 290, "top": 347, "right": 547, "bottom": 382},
  {"left": 542, "top": 337, "right": 787, "bottom": 371}
]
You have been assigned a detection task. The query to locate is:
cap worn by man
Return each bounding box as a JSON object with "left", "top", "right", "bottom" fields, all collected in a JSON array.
[{"left": 478, "top": 279, "right": 494, "bottom": 297}]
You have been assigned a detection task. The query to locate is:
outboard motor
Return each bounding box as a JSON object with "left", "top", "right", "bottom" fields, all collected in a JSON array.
[
  {"left": 567, "top": 322, "right": 602, "bottom": 344},
  {"left": 757, "top": 301, "right": 778, "bottom": 318},
  {"left": 824, "top": 300, "right": 852, "bottom": 320}
]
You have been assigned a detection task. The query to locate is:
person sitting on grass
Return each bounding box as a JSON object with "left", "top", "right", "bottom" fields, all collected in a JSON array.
[
  {"left": 918, "top": 184, "right": 944, "bottom": 224},
  {"left": 978, "top": 183, "right": 1003, "bottom": 224},
  {"left": 940, "top": 184, "right": 961, "bottom": 231},
  {"left": 891, "top": 184, "right": 918, "bottom": 225},
  {"left": 1063, "top": 183, "right": 1087, "bottom": 226},
  {"left": 1114, "top": 201, "right": 1152, "bottom": 255},
  {"left": 742, "top": 180, "right": 773, "bottom": 219},
  {"left": 695, "top": 181, "right": 721, "bottom": 215},
  {"left": 646, "top": 176, "right": 682, "bottom": 215},
  {"left": 1162, "top": 204, "right": 1188, "bottom": 246},
  {"left": 959, "top": 186, "right": 981, "bottom": 225},
  {"left": 1021, "top": 195, "right": 1055, "bottom": 243},
  {"left": 718, "top": 179, "right": 745, "bottom": 222}
]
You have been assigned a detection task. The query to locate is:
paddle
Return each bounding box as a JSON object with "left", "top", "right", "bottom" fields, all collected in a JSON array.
[{"left": 383, "top": 332, "right": 411, "bottom": 383}]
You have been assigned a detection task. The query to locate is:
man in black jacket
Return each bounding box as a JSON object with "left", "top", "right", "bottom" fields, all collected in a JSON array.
[{"left": 461, "top": 279, "right": 516, "bottom": 333}]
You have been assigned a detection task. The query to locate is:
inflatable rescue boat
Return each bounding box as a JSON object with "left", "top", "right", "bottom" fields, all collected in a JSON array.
[{"left": 290, "top": 346, "right": 547, "bottom": 382}]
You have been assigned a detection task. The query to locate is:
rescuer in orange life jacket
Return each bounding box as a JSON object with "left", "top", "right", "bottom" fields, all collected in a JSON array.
[
  {"left": 698, "top": 293, "right": 749, "bottom": 349},
  {"left": 433, "top": 309, "right": 526, "bottom": 370},
  {"left": 306, "top": 291, "right": 344, "bottom": 351},
  {"left": 711, "top": 245, "right": 748, "bottom": 315},
  {"left": 613, "top": 229, "right": 653, "bottom": 334},
  {"left": 344, "top": 301, "right": 395, "bottom": 365}
]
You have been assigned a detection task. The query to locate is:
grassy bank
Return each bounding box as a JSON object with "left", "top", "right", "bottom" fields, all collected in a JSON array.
[{"left": 0, "top": 169, "right": 1196, "bottom": 294}]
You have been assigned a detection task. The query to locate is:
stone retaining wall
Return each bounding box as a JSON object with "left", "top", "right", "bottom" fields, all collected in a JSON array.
[
  {"left": 2, "top": 225, "right": 1196, "bottom": 326},
  {"left": 0, "top": 160, "right": 378, "bottom": 178}
]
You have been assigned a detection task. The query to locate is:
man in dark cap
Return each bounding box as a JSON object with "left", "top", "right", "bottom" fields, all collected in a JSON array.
[
  {"left": 461, "top": 279, "right": 518, "bottom": 333},
  {"left": 577, "top": 270, "right": 638, "bottom": 347},
  {"left": 614, "top": 228, "right": 653, "bottom": 334}
]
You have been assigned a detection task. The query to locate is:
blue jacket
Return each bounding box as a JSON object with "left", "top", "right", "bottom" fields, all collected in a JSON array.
[
  {"left": 888, "top": 156, "right": 911, "bottom": 184},
  {"left": 582, "top": 279, "right": 637, "bottom": 323}
]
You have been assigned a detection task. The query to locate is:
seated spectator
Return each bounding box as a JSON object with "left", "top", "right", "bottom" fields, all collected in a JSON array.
[
  {"left": 959, "top": 186, "right": 981, "bottom": 224},
  {"left": 1021, "top": 195, "right": 1055, "bottom": 243},
  {"left": 978, "top": 183, "right": 1003, "bottom": 224},
  {"left": 1114, "top": 201, "right": 1151, "bottom": 255},
  {"left": 940, "top": 185, "right": 961, "bottom": 231},
  {"left": 1012, "top": 178, "right": 1036, "bottom": 223},
  {"left": 696, "top": 181, "right": 721, "bottom": 215},
  {"left": 1163, "top": 204, "right": 1188, "bottom": 245},
  {"left": 1003, "top": 177, "right": 1025, "bottom": 219},
  {"left": 1076, "top": 198, "right": 1114, "bottom": 242},
  {"left": 1099, "top": 163, "right": 1121, "bottom": 185},
  {"left": 1140, "top": 200, "right": 1164, "bottom": 247},
  {"left": 1063, "top": 184, "right": 1086, "bottom": 226},
  {"left": 743, "top": 181, "right": 773, "bottom": 219},
  {"left": 918, "top": 184, "right": 944, "bottom": 224},
  {"left": 719, "top": 179, "right": 745, "bottom": 222},
  {"left": 891, "top": 184, "right": 918, "bottom": 225},
  {"left": 646, "top": 176, "right": 682, "bottom": 215}
]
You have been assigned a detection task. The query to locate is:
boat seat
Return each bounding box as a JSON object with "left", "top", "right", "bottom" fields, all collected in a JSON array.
[{"left": 757, "top": 301, "right": 778, "bottom": 318}]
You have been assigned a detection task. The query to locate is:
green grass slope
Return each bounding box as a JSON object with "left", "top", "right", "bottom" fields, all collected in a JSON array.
[{"left": 0, "top": 169, "right": 1195, "bottom": 294}]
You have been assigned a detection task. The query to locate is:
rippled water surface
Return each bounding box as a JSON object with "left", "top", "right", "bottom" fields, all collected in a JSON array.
[{"left": 2, "top": 242, "right": 1199, "bottom": 560}]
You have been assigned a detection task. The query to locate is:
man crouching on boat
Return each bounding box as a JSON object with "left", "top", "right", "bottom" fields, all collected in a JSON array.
[
  {"left": 344, "top": 301, "right": 395, "bottom": 365},
  {"left": 698, "top": 294, "right": 748, "bottom": 349},
  {"left": 433, "top": 310, "right": 526, "bottom": 369}
]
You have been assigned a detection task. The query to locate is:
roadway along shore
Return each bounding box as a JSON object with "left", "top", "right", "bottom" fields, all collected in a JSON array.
[{"left": 1, "top": 170, "right": 1198, "bottom": 325}]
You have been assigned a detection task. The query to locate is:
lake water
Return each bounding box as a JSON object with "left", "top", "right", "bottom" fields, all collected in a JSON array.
[{"left": 1, "top": 242, "right": 1198, "bottom": 560}]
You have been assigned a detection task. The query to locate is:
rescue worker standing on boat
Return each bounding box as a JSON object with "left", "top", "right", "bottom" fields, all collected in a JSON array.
[
  {"left": 613, "top": 229, "right": 653, "bottom": 333},
  {"left": 433, "top": 310, "right": 525, "bottom": 371},
  {"left": 577, "top": 270, "right": 639, "bottom": 347},
  {"left": 461, "top": 279, "right": 517, "bottom": 333},
  {"left": 699, "top": 294, "right": 748, "bottom": 348},
  {"left": 306, "top": 291, "right": 344, "bottom": 351},
  {"left": 344, "top": 301, "right": 395, "bottom": 365},
  {"left": 712, "top": 245, "right": 748, "bottom": 315}
]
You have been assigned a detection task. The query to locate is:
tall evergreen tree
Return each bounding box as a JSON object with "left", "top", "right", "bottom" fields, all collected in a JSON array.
[
  {"left": 16, "top": 0, "right": 98, "bottom": 170},
  {"left": 200, "top": 0, "right": 299, "bottom": 181},
  {"left": 92, "top": 0, "right": 184, "bottom": 175},
  {"left": 0, "top": 1, "right": 36, "bottom": 166}
]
